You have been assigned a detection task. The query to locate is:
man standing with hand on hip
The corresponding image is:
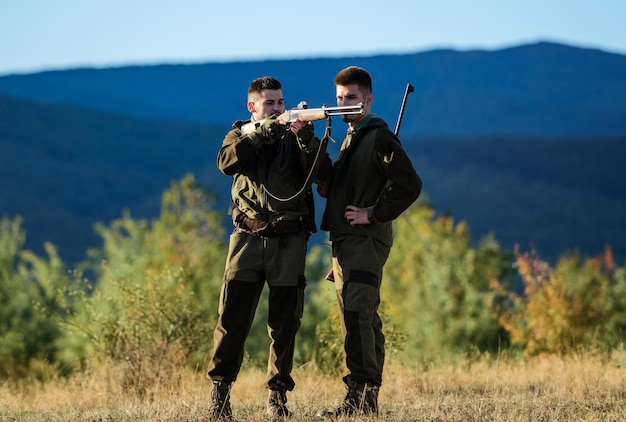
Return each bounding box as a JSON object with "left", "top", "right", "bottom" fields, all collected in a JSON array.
[{"left": 317, "top": 66, "right": 422, "bottom": 418}]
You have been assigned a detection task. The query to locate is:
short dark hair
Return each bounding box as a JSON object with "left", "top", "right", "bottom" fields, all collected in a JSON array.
[
  {"left": 248, "top": 76, "right": 282, "bottom": 96},
  {"left": 334, "top": 66, "right": 372, "bottom": 94}
]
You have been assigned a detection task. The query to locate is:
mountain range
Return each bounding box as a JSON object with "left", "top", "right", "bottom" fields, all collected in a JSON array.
[{"left": 1, "top": 41, "right": 625, "bottom": 266}]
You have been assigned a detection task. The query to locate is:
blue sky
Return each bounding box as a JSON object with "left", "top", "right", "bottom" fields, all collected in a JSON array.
[{"left": 2, "top": 0, "right": 625, "bottom": 76}]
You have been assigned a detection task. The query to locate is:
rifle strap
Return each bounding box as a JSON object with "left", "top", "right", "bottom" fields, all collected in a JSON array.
[{"left": 263, "top": 117, "right": 330, "bottom": 202}]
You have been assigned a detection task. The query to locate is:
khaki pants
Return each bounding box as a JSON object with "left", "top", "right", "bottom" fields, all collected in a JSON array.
[
  {"left": 331, "top": 235, "right": 390, "bottom": 387},
  {"left": 207, "top": 231, "right": 307, "bottom": 391}
]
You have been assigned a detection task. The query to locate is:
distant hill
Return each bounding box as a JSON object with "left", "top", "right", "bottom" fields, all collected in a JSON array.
[
  {"left": 1, "top": 42, "right": 626, "bottom": 137},
  {"left": 1, "top": 41, "right": 626, "bottom": 266},
  {"left": 2, "top": 93, "right": 625, "bottom": 266},
  {"left": 409, "top": 135, "right": 626, "bottom": 263},
  {"left": 0, "top": 94, "right": 227, "bottom": 264}
]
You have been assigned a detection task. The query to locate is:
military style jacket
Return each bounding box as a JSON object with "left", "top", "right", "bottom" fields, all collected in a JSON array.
[
  {"left": 321, "top": 115, "right": 422, "bottom": 247},
  {"left": 217, "top": 120, "right": 332, "bottom": 227}
]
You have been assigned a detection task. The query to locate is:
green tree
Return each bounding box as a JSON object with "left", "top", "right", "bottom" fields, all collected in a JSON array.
[
  {"left": 61, "top": 175, "right": 227, "bottom": 394},
  {"left": 382, "top": 204, "right": 514, "bottom": 361},
  {"left": 0, "top": 216, "right": 69, "bottom": 379}
]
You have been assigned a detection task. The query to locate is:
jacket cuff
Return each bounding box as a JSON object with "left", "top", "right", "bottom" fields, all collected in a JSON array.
[{"left": 367, "top": 207, "right": 379, "bottom": 224}]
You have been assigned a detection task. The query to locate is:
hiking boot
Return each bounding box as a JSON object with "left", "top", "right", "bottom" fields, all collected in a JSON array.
[
  {"left": 209, "top": 381, "right": 235, "bottom": 421},
  {"left": 363, "top": 383, "right": 379, "bottom": 416},
  {"left": 267, "top": 389, "right": 291, "bottom": 421},
  {"left": 316, "top": 377, "right": 379, "bottom": 418}
]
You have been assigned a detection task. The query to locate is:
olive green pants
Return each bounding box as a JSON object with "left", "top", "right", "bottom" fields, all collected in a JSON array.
[
  {"left": 331, "top": 235, "right": 390, "bottom": 387},
  {"left": 207, "top": 231, "right": 307, "bottom": 391}
]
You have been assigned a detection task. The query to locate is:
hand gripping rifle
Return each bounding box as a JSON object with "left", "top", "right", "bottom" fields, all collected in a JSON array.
[
  {"left": 240, "top": 102, "right": 364, "bottom": 135},
  {"left": 249, "top": 102, "right": 363, "bottom": 204},
  {"left": 325, "top": 83, "right": 414, "bottom": 282}
]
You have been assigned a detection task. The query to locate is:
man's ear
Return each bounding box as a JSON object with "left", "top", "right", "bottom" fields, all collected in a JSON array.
[{"left": 247, "top": 101, "right": 255, "bottom": 113}]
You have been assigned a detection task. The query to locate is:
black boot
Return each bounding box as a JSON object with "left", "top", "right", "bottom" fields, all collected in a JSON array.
[
  {"left": 363, "top": 383, "right": 379, "bottom": 416},
  {"left": 316, "top": 376, "right": 379, "bottom": 418},
  {"left": 209, "top": 381, "right": 235, "bottom": 421},
  {"left": 267, "top": 389, "right": 291, "bottom": 421}
]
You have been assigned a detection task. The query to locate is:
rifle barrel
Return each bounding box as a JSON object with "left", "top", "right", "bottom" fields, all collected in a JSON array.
[
  {"left": 241, "top": 103, "right": 364, "bottom": 135},
  {"left": 394, "top": 83, "right": 414, "bottom": 136}
]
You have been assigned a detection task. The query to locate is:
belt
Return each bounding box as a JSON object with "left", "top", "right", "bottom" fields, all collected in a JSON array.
[{"left": 233, "top": 211, "right": 307, "bottom": 237}]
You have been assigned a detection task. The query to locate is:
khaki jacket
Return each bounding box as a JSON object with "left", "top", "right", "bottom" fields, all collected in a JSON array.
[{"left": 217, "top": 121, "right": 331, "bottom": 227}]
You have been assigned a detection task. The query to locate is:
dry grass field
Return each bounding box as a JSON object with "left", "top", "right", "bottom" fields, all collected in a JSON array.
[{"left": 1, "top": 351, "right": 624, "bottom": 421}]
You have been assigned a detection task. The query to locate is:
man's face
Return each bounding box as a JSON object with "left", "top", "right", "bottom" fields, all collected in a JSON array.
[
  {"left": 248, "top": 89, "right": 285, "bottom": 121},
  {"left": 336, "top": 83, "right": 371, "bottom": 124}
]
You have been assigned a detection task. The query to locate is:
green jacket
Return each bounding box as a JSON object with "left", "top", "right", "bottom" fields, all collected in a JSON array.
[
  {"left": 217, "top": 120, "right": 332, "bottom": 226},
  {"left": 321, "top": 116, "right": 422, "bottom": 246}
]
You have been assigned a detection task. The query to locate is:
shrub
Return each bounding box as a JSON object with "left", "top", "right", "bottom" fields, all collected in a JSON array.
[
  {"left": 382, "top": 204, "right": 514, "bottom": 360},
  {"left": 0, "top": 216, "right": 69, "bottom": 380},
  {"left": 60, "top": 175, "right": 226, "bottom": 395},
  {"left": 496, "top": 247, "right": 626, "bottom": 356}
]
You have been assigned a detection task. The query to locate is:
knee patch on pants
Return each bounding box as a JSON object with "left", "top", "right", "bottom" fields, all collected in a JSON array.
[
  {"left": 343, "top": 269, "right": 379, "bottom": 314},
  {"left": 269, "top": 275, "right": 306, "bottom": 320}
]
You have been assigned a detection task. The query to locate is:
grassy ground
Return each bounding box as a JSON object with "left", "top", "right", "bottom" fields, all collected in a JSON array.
[{"left": 1, "top": 351, "right": 624, "bottom": 421}]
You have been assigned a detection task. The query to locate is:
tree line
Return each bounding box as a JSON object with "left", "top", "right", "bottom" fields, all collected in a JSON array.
[{"left": 1, "top": 175, "right": 624, "bottom": 395}]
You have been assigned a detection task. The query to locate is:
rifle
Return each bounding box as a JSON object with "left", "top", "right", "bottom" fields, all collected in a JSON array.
[
  {"left": 241, "top": 102, "right": 364, "bottom": 135},
  {"left": 395, "top": 83, "right": 415, "bottom": 136},
  {"left": 325, "top": 83, "right": 414, "bottom": 282}
]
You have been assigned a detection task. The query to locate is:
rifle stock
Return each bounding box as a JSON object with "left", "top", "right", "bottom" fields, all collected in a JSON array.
[{"left": 241, "top": 103, "right": 364, "bottom": 135}]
